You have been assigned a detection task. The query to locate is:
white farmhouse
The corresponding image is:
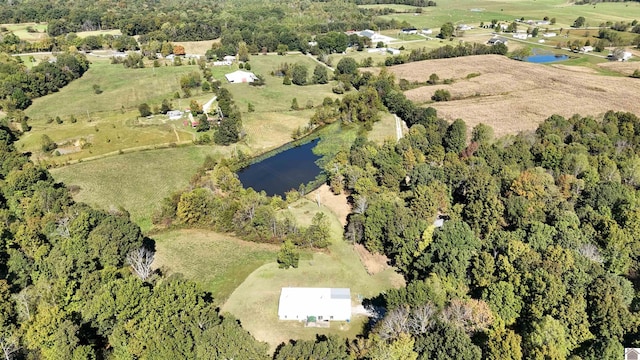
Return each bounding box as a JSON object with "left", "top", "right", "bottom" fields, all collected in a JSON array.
[
  {"left": 542, "top": 32, "right": 557, "bottom": 38},
  {"left": 278, "top": 287, "right": 351, "bottom": 322},
  {"left": 224, "top": 70, "right": 258, "bottom": 83}
]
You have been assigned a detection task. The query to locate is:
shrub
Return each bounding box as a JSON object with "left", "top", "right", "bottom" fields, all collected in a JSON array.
[
  {"left": 632, "top": 69, "right": 640, "bottom": 79},
  {"left": 432, "top": 89, "right": 452, "bottom": 102}
]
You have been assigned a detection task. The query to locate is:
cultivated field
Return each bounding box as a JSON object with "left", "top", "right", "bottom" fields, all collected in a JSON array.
[
  {"left": 153, "top": 229, "right": 278, "bottom": 301},
  {"left": 376, "top": 54, "right": 640, "bottom": 136},
  {"left": 222, "top": 198, "right": 404, "bottom": 351},
  {"left": 50, "top": 146, "right": 223, "bottom": 231}
]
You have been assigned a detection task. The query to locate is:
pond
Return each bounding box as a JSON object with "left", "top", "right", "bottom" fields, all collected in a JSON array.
[
  {"left": 524, "top": 53, "right": 569, "bottom": 63},
  {"left": 237, "top": 139, "right": 322, "bottom": 197}
]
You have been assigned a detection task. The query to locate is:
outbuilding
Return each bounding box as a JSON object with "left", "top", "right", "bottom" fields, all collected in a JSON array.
[
  {"left": 224, "top": 70, "right": 258, "bottom": 83},
  {"left": 278, "top": 287, "right": 351, "bottom": 322}
]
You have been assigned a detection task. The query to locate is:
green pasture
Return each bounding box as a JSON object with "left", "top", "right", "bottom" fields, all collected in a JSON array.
[
  {"left": 227, "top": 54, "right": 336, "bottom": 113},
  {"left": 25, "top": 59, "right": 201, "bottom": 119},
  {"left": 75, "top": 29, "right": 122, "bottom": 38},
  {"left": 359, "top": 4, "right": 422, "bottom": 12},
  {"left": 153, "top": 229, "right": 279, "bottom": 302},
  {"left": 1, "top": 22, "right": 48, "bottom": 42},
  {"left": 368, "top": 0, "right": 640, "bottom": 30},
  {"left": 50, "top": 145, "right": 224, "bottom": 230},
  {"left": 223, "top": 198, "right": 404, "bottom": 351}
]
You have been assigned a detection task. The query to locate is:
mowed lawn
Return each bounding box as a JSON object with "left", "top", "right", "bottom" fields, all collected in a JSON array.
[
  {"left": 50, "top": 145, "right": 223, "bottom": 231},
  {"left": 153, "top": 229, "right": 279, "bottom": 302},
  {"left": 222, "top": 198, "right": 404, "bottom": 351}
]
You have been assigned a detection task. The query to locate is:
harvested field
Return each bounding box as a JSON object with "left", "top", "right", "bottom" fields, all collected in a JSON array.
[
  {"left": 376, "top": 55, "right": 640, "bottom": 136},
  {"left": 597, "top": 61, "right": 640, "bottom": 76}
]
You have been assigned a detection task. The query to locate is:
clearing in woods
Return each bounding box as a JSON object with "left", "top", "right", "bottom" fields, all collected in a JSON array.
[
  {"left": 372, "top": 55, "right": 640, "bottom": 136},
  {"left": 222, "top": 197, "right": 404, "bottom": 352}
]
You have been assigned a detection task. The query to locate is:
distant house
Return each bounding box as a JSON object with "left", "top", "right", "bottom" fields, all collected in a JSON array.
[
  {"left": 457, "top": 24, "right": 473, "bottom": 31},
  {"left": 401, "top": 28, "right": 418, "bottom": 34},
  {"left": 357, "top": 29, "right": 395, "bottom": 44},
  {"left": 542, "top": 32, "right": 557, "bottom": 38},
  {"left": 165, "top": 54, "right": 175, "bottom": 61},
  {"left": 580, "top": 46, "right": 593, "bottom": 53},
  {"left": 626, "top": 348, "right": 640, "bottom": 360},
  {"left": 487, "top": 37, "right": 508, "bottom": 45},
  {"left": 421, "top": 28, "right": 433, "bottom": 35},
  {"left": 225, "top": 70, "right": 258, "bottom": 83},
  {"left": 387, "top": 48, "right": 401, "bottom": 55},
  {"left": 185, "top": 54, "right": 201, "bottom": 59},
  {"left": 359, "top": 29, "right": 376, "bottom": 39},
  {"left": 623, "top": 51, "right": 633, "bottom": 61},
  {"left": 223, "top": 55, "right": 236, "bottom": 62},
  {"left": 512, "top": 33, "right": 528, "bottom": 40},
  {"left": 213, "top": 60, "right": 232, "bottom": 66},
  {"left": 278, "top": 287, "right": 351, "bottom": 322},
  {"left": 167, "top": 110, "right": 183, "bottom": 120}
]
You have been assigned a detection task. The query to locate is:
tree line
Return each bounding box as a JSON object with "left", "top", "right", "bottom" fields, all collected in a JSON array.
[{"left": 0, "top": 51, "right": 89, "bottom": 111}]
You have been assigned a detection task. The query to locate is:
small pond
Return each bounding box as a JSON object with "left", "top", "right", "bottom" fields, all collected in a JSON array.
[
  {"left": 524, "top": 53, "right": 569, "bottom": 63},
  {"left": 237, "top": 138, "right": 322, "bottom": 197}
]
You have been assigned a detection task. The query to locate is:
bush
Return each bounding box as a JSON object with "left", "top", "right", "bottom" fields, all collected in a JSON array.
[
  {"left": 277, "top": 240, "right": 299, "bottom": 269},
  {"left": 632, "top": 69, "right": 640, "bottom": 79},
  {"left": 138, "top": 103, "right": 152, "bottom": 117},
  {"left": 432, "top": 89, "right": 452, "bottom": 102}
]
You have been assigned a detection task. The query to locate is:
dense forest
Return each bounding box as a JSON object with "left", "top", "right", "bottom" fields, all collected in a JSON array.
[
  {"left": 0, "top": 0, "right": 411, "bottom": 54},
  {"left": 319, "top": 70, "right": 640, "bottom": 358}
]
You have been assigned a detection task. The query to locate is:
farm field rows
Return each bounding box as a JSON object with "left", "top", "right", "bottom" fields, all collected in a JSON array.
[{"left": 375, "top": 54, "right": 640, "bottom": 136}]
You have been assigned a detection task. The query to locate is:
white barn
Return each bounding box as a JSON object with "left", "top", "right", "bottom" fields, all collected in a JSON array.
[
  {"left": 224, "top": 70, "right": 258, "bottom": 83},
  {"left": 278, "top": 287, "right": 351, "bottom": 322}
]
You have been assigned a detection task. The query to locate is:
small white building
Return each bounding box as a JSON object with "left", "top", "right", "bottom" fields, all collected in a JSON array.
[
  {"left": 278, "top": 287, "right": 351, "bottom": 322},
  {"left": 458, "top": 24, "right": 473, "bottom": 31},
  {"left": 223, "top": 55, "right": 236, "bottom": 62},
  {"left": 213, "top": 60, "right": 232, "bottom": 66},
  {"left": 224, "top": 70, "right": 258, "bottom": 83},
  {"left": 512, "top": 33, "right": 528, "bottom": 40},
  {"left": 421, "top": 29, "right": 433, "bottom": 35},
  {"left": 580, "top": 46, "right": 594, "bottom": 53},
  {"left": 401, "top": 28, "right": 418, "bottom": 34},
  {"left": 357, "top": 29, "right": 395, "bottom": 44},
  {"left": 167, "top": 110, "right": 183, "bottom": 120},
  {"left": 387, "top": 48, "right": 401, "bottom": 55},
  {"left": 542, "top": 32, "right": 557, "bottom": 38}
]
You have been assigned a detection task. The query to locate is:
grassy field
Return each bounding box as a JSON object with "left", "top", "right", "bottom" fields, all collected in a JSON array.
[
  {"left": 222, "top": 198, "right": 404, "bottom": 351},
  {"left": 75, "top": 29, "right": 122, "bottom": 38},
  {"left": 369, "top": 112, "right": 399, "bottom": 144},
  {"left": 367, "top": 0, "right": 640, "bottom": 30},
  {"left": 50, "top": 145, "right": 225, "bottom": 231},
  {"left": 1, "top": 22, "right": 48, "bottom": 41},
  {"left": 153, "top": 229, "right": 279, "bottom": 301},
  {"left": 25, "top": 58, "right": 200, "bottom": 119},
  {"left": 227, "top": 54, "right": 336, "bottom": 113}
]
